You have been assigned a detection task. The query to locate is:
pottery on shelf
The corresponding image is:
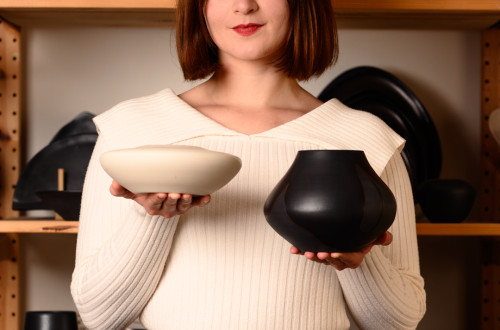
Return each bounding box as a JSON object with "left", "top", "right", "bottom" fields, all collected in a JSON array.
[
  {"left": 23, "top": 311, "right": 78, "bottom": 330},
  {"left": 264, "top": 150, "right": 397, "bottom": 252},
  {"left": 416, "top": 178, "right": 476, "bottom": 223},
  {"left": 35, "top": 191, "right": 82, "bottom": 220},
  {"left": 100, "top": 145, "right": 242, "bottom": 195}
]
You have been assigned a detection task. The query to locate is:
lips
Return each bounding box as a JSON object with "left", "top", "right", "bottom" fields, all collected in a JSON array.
[{"left": 232, "top": 23, "right": 263, "bottom": 36}]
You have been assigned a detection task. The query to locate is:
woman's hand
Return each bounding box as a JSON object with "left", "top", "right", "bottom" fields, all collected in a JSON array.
[
  {"left": 109, "top": 180, "right": 211, "bottom": 218},
  {"left": 290, "top": 232, "right": 393, "bottom": 271}
]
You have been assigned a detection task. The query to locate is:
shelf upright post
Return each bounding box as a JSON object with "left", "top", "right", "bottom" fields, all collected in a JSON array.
[
  {"left": 481, "top": 26, "right": 500, "bottom": 330},
  {"left": 0, "top": 19, "right": 21, "bottom": 330}
]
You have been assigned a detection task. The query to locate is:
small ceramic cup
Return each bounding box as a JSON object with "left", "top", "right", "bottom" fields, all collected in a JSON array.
[{"left": 23, "top": 311, "right": 78, "bottom": 330}]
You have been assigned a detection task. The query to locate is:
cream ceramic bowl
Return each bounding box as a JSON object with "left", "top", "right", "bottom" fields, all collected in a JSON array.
[{"left": 100, "top": 145, "right": 242, "bottom": 195}]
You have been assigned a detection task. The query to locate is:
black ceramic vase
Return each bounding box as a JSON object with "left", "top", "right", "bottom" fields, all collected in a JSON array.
[{"left": 264, "top": 150, "right": 397, "bottom": 252}]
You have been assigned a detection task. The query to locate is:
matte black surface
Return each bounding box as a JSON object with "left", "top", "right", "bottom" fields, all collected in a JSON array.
[
  {"left": 35, "top": 191, "right": 82, "bottom": 220},
  {"left": 264, "top": 150, "right": 397, "bottom": 252},
  {"left": 13, "top": 134, "right": 95, "bottom": 210},
  {"left": 416, "top": 179, "right": 476, "bottom": 223},
  {"left": 13, "top": 112, "right": 96, "bottom": 211},
  {"left": 49, "top": 112, "right": 97, "bottom": 144}
]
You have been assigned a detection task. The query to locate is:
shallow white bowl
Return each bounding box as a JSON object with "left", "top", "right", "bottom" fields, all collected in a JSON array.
[{"left": 100, "top": 145, "right": 242, "bottom": 195}]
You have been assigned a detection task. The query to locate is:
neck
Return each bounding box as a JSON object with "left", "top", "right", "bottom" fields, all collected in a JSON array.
[{"left": 204, "top": 64, "right": 304, "bottom": 110}]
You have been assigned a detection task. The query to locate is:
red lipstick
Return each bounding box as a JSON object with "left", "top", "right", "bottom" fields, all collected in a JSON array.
[{"left": 232, "top": 23, "right": 262, "bottom": 36}]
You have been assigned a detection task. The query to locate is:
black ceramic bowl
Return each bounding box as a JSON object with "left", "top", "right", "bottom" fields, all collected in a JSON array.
[
  {"left": 24, "top": 311, "right": 78, "bottom": 330},
  {"left": 264, "top": 150, "right": 397, "bottom": 252},
  {"left": 35, "top": 191, "right": 82, "bottom": 220},
  {"left": 416, "top": 179, "right": 476, "bottom": 223}
]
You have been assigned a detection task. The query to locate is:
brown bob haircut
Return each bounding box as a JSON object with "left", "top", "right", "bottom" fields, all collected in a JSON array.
[{"left": 176, "top": 0, "right": 338, "bottom": 81}]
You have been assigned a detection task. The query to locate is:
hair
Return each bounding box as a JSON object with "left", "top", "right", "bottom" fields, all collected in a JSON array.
[{"left": 176, "top": 0, "right": 338, "bottom": 81}]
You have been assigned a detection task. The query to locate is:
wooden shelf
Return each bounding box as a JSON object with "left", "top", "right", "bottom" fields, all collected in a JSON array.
[
  {"left": 416, "top": 223, "right": 500, "bottom": 236},
  {"left": 1, "top": 220, "right": 500, "bottom": 236},
  {"left": 0, "top": 0, "right": 498, "bottom": 29},
  {"left": 0, "top": 220, "right": 78, "bottom": 234}
]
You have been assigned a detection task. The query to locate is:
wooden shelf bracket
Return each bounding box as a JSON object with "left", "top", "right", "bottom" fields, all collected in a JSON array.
[
  {"left": 0, "top": 18, "right": 21, "bottom": 330},
  {"left": 481, "top": 26, "right": 500, "bottom": 330}
]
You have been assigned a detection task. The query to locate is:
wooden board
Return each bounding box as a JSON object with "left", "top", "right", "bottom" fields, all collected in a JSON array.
[
  {"left": 0, "top": 18, "right": 20, "bottom": 330},
  {"left": 0, "top": 1, "right": 498, "bottom": 29},
  {"left": 481, "top": 27, "right": 500, "bottom": 330}
]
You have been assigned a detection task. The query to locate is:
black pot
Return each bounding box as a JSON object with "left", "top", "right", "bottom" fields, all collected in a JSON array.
[
  {"left": 264, "top": 150, "right": 397, "bottom": 252},
  {"left": 24, "top": 311, "right": 77, "bottom": 330},
  {"left": 417, "top": 178, "right": 476, "bottom": 223}
]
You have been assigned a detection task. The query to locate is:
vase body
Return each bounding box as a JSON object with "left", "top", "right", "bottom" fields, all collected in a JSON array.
[{"left": 264, "top": 150, "right": 397, "bottom": 252}]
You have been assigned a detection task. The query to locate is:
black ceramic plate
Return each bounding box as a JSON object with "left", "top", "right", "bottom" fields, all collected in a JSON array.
[
  {"left": 13, "top": 134, "right": 96, "bottom": 210},
  {"left": 318, "top": 66, "right": 442, "bottom": 189}
]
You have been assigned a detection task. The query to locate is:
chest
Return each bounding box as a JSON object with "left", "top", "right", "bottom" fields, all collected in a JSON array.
[{"left": 197, "top": 106, "right": 308, "bottom": 135}]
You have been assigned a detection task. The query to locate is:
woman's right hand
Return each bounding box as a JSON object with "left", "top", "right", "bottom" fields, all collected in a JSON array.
[{"left": 109, "top": 180, "right": 211, "bottom": 218}]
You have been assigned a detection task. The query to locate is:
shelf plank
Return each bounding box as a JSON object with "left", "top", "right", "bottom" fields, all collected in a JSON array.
[
  {"left": 0, "top": 220, "right": 78, "bottom": 234},
  {"left": 1, "top": 0, "right": 497, "bottom": 11},
  {"left": 333, "top": 0, "right": 500, "bottom": 12},
  {"left": 416, "top": 223, "right": 500, "bottom": 236},
  {"left": 0, "top": 0, "right": 177, "bottom": 8},
  {"left": 1, "top": 220, "right": 500, "bottom": 236},
  {"left": 0, "top": 0, "right": 498, "bottom": 29}
]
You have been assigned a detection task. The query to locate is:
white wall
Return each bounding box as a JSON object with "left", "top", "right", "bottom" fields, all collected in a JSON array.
[{"left": 21, "top": 26, "right": 482, "bottom": 329}]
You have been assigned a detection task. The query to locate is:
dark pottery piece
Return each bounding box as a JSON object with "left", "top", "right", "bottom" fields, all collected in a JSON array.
[
  {"left": 416, "top": 179, "right": 476, "bottom": 223},
  {"left": 13, "top": 112, "right": 96, "bottom": 211},
  {"left": 13, "top": 134, "right": 95, "bottom": 210},
  {"left": 264, "top": 150, "right": 397, "bottom": 252},
  {"left": 318, "top": 66, "right": 442, "bottom": 192},
  {"left": 49, "top": 112, "right": 97, "bottom": 144},
  {"left": 35, "top": 191, "right": 82, "bottom": 220},
  {"left": 24, "top": 311, "right": 77, "bottom": 330}
]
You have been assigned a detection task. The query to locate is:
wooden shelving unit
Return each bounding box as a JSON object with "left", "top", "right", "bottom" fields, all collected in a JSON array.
[
  {"left": 0, "top": 1, "right": 499, "bottom": 329},
  {"left": 0, "top": 220, "right": 79, "bottom": 234},
  {"left": 3, "top": 221, "right": 500, "bottom": 236},
  {"left": 0, "top": 0, "right": 498, "bottom": 29}
]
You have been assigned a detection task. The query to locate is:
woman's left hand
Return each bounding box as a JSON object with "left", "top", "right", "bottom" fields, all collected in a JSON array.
[{"left": 290, "top": 231, "right": 393, "bottom": 271}]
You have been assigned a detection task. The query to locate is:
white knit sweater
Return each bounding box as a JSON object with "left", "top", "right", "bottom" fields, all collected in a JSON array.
[{"left": 71, "top": 88, "right": 426, "bottom": 330}]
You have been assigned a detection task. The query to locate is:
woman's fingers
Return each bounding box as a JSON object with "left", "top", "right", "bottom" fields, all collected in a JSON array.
[
  {"left": 177, "top": 194, "right": 193, "bottom": 212},
  {"left": 143, "top": 193, "right": 211, "bottom": 217},
  {"left": 193, "top": 195, "right": 211, "bottom": 207},
  {"left": 110, "top": 180, "right": 135, "bottom": 198},
  {"left": 109, "top": 180, "right": 212, "bottom": 218},
  {"left": 290, "top": 246, "right": 365, "bottom": 270}
]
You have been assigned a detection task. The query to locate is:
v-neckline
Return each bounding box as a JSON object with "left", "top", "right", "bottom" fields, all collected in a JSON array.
[{"left": 168, "top": 89, "right": 335, "bottom": 137}]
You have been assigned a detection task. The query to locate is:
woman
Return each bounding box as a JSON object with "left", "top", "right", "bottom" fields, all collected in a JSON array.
[{"left": 71, "top": 0, "right": 426, "bottom": 329}]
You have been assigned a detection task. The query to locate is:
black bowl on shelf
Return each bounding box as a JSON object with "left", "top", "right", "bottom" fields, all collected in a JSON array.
[
  {"left": 24, "top": 311, "right": 78, "bottom": 330},
  {"left": 416, "top": 179, "right": 476, "bottom": 223},
  {"left": 35, "top": 191, "right": 82, "bottom": 220}
]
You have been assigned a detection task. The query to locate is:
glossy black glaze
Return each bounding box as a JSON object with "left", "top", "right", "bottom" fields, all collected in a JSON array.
[{"left": 264, "top": 150, "right": 397, "bottom": 252}]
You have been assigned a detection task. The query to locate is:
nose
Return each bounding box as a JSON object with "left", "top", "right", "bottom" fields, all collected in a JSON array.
[{"left": 233, "top": 0, "right": 259, "bottom": 14}]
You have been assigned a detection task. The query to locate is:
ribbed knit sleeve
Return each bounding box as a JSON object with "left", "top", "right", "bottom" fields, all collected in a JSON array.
[
  {"left": 71, "top": 136, "right": 181, "bottom": 330},
  {"left": 336, "top": 152, "right": 426, "bottom": 330}
]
